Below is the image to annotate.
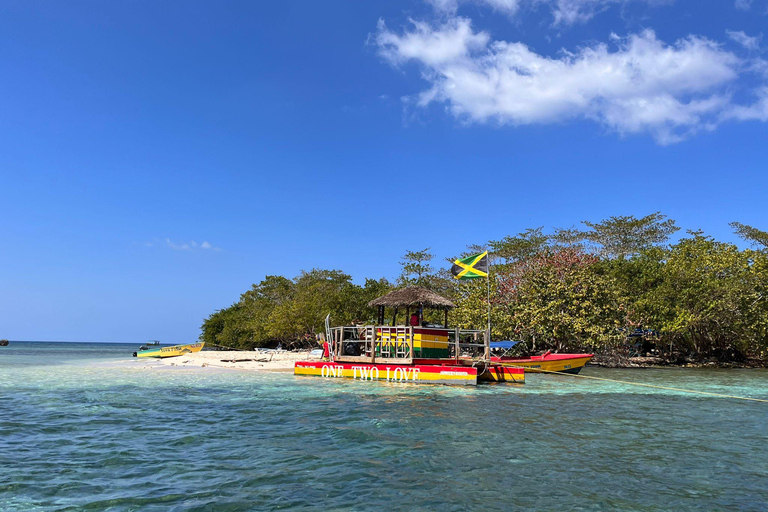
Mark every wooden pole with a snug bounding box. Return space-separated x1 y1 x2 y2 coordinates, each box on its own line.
454 326 460 362
370 325 376 364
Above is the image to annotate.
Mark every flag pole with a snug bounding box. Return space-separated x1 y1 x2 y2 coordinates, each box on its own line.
486 258 491 359
487 270 491 336
450 251 491 358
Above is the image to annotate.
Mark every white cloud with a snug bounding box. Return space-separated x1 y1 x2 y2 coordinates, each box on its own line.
548 0 622 25
164 239 221 251
726 30 762 51
734 0 752 10
429 0 672 25
722 87 768 121
165 239 190 250
375 18 765 144
376 18 489 66
428 0 522 15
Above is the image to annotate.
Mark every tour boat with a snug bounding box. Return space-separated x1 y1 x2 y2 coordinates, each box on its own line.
294 286 525 386
492 352 593 374
133 342 205 358
485 341 593 373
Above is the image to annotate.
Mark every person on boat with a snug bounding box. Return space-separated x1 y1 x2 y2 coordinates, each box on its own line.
322 340 330 360
410 310 420 327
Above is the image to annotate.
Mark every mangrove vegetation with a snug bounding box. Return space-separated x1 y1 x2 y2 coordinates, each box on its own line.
200 213 768 364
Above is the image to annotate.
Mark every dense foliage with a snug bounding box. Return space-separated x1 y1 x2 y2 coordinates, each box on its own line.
200 270 391 349
200 214 768 362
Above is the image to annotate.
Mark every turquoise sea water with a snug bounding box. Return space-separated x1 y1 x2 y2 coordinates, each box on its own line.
1 342 768 511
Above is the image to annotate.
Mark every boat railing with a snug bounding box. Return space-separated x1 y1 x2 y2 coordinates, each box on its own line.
452 329 490 359
329 325 490 364
329 325 413 364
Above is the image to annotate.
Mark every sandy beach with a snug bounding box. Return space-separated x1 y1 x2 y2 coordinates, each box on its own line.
153 349 319 371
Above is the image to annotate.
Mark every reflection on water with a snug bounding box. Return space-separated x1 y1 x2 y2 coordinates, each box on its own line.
1 342 767 511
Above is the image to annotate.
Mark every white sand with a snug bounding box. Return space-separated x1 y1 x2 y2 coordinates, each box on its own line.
154 350 319 371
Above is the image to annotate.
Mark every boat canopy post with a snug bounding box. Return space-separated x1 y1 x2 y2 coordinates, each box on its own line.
454 326 460 362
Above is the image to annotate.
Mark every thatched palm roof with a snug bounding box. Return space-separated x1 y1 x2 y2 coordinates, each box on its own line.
368 286 455 309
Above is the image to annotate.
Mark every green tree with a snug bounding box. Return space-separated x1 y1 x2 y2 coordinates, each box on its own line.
489 227 549 264
200 270 394 350
240 275 295 345
648 232 768 359
495 248 627 352
200 303 254 349
596 246 667 331
583 212 679 259
268 269 356 345
551 226 587 251
398 248 435 287
347 278 394 321
449 277 513 339
730 221 768 250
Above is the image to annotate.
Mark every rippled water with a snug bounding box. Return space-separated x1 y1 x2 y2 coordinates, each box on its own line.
2 342 768 511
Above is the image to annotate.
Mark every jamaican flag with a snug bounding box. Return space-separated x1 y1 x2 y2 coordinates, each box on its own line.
451 251 489 280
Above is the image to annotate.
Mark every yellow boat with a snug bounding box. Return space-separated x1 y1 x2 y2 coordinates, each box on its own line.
492 351 593 374
133 342 205 358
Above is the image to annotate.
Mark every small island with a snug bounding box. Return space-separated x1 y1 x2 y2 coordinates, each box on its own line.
199 213 768 369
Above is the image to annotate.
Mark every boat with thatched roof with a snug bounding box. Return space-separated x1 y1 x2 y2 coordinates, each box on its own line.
294 286 525 385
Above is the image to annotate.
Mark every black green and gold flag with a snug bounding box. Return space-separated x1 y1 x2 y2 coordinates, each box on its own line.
451 251 489 280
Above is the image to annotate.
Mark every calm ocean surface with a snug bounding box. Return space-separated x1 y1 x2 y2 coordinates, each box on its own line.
1 342 767 511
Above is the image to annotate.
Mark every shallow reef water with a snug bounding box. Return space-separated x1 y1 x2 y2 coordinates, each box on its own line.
1 342 767 511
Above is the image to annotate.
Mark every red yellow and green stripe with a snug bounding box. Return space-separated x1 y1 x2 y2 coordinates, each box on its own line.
295 361 478 385
295 361 526 385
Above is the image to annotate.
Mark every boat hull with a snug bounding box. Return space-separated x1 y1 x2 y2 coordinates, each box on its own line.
412 359 527 384
491 354 593 374
478 365 527 383
295 361 478 385
294 361 525 386
136 342 205 358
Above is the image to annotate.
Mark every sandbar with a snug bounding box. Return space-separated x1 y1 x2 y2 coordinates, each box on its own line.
153 349 318 371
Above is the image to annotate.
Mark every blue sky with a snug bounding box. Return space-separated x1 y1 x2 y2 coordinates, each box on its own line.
1 0 767 342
